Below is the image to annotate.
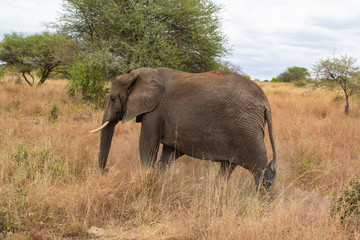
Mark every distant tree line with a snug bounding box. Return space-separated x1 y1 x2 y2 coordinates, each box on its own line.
0 1 359 114
0 0 231 100
272 55 360 115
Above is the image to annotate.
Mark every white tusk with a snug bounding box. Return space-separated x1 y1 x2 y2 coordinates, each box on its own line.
90 121 110 133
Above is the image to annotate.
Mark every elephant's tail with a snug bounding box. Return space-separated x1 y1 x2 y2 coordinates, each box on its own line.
265 107 276 173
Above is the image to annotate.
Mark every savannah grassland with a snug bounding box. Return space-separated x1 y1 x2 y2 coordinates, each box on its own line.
0 76 360 240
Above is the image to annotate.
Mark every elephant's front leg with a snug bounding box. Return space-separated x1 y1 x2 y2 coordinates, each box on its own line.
138 116 162 169
158 145 183 171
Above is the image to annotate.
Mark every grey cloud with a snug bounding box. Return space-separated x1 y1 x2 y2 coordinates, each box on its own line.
0 0 61 37
310 15 360 31
216 0 360 80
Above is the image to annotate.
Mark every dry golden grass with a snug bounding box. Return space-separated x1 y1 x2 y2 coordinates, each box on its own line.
0 78 359 239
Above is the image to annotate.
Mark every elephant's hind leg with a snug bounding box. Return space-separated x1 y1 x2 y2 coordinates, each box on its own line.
216 161 236 182
250 160 274 194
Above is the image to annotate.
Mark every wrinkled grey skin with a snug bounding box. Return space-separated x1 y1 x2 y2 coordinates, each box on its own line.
96 68 276 190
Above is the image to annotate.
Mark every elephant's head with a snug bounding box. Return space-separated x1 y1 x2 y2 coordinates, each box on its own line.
91 68 165 171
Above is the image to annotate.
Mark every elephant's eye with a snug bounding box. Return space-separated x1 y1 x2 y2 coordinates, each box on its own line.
110 96 115 101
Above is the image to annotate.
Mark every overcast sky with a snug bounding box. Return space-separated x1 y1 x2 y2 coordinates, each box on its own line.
1 0 360 80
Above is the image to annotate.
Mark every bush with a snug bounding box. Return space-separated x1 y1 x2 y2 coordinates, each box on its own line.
332 175 360 223
295 79 307 87
68 58 109 105
0 66 5 79
48 103 60 122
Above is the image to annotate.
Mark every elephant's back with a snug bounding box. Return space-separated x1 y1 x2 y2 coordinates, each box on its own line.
163 70 269 112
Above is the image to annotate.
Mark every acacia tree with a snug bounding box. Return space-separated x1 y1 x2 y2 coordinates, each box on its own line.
0 33 34 85
55 0 229 74
0 32 79 86
313 54 360 115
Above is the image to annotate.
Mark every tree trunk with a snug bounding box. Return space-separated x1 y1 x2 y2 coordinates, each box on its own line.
38 70 49 86
345 94 349 115
38 65 57 86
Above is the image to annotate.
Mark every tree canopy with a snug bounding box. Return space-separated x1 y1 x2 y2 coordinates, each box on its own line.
313 54 360 115
0 32 79 86
56 0 229 74
277 66 311 84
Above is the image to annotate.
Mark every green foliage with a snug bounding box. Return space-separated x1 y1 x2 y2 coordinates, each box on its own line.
332 175 360 223
0 32 79 86
271 77 279 82
277 66 311 84
0 65 5 78
56 0 229 74
0 33 33 77
294 151 321 172
68 56 109 105
313 55 360 92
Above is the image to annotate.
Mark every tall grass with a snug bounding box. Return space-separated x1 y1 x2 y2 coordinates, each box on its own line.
0 79 359 239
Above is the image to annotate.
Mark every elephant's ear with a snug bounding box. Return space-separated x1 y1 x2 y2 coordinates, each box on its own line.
122 68 165 123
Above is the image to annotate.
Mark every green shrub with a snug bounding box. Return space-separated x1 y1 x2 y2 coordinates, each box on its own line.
295 80 307 87
9 144 28 164
332 175 360 223
333 95 344 102
48 103 60 122
68 58 109 105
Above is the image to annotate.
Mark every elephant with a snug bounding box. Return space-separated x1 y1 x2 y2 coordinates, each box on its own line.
91 67 276 190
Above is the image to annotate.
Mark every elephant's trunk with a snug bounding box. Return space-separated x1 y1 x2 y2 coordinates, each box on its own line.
98 121 117 171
